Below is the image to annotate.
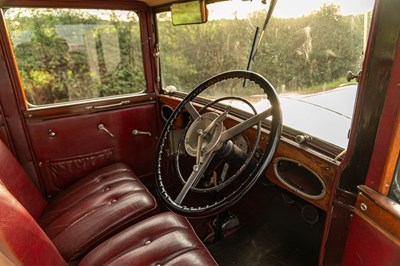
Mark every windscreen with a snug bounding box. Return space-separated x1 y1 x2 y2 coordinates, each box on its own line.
157 0 375 148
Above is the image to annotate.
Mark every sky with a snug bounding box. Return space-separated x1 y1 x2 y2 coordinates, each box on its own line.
274 0 374 18
208 0 375 20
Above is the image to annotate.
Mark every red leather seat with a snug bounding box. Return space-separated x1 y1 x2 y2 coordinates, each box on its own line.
38 163 158 260
0 139 157 261
0 185 218 266
80 212 218 265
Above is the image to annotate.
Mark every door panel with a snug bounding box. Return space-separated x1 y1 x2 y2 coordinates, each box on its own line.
342 185 400 265
26 103 160 194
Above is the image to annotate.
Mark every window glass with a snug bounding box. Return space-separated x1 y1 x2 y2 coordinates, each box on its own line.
157 0 375 148
5 8 145 106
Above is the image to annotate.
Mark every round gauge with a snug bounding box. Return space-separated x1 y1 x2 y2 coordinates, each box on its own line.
233 135 249 154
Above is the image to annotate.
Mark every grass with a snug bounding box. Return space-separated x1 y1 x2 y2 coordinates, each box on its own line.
284 77 357 95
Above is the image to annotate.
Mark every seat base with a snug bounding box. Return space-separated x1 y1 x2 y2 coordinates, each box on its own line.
80 212 218 266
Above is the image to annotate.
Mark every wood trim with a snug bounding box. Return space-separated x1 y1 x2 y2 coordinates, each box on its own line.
355 189 400 246
0 9 27 111
139 10 157 94
358 185 400 221
378 106 400 194
266 140 338 211
24 93 156 121
1 0 149 11
356 185 400 241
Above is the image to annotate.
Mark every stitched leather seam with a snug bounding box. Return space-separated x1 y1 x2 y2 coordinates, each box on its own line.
53 175 136 204
103 226 192 265
45 179 143 218
51 189 148 237
94 168 133 182
63 190 156 259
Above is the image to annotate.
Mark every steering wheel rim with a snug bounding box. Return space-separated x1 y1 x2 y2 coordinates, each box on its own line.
155 70 282 217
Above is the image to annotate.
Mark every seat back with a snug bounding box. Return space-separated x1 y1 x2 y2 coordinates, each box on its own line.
0 139 46 219
0 185 66 266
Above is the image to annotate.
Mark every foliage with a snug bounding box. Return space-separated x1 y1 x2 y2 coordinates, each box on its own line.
6 8 145 105
5 5 371 105
159 4 370 95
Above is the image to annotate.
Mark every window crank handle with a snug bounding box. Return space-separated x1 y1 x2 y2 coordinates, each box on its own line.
98 123 115 138
132 129 151 137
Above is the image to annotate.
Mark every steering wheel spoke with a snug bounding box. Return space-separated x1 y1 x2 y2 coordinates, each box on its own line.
185 102 201 119
221 107 273 142
175 152 215 204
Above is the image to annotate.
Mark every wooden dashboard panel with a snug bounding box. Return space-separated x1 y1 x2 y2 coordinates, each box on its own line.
266 139 338 211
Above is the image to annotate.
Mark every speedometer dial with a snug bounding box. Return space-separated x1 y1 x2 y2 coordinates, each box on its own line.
233 135 249 154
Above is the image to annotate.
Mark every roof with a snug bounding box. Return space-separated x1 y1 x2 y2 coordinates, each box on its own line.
1 0 183 8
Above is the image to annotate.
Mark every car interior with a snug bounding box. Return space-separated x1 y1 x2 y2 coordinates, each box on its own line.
0 0 399 265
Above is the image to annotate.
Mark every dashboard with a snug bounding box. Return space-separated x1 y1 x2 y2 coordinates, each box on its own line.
159 95 339 211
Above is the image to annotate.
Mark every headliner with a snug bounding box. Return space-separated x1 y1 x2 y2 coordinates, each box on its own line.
0 0 204 8
141 0 175 7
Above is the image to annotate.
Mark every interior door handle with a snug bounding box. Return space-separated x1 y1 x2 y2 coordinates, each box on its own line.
132 129 151 137
98 123 115 138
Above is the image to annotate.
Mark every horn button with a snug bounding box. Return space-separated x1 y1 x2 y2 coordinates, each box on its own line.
184 112 224 157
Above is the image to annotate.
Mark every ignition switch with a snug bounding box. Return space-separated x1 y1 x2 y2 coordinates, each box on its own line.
295 134 313 144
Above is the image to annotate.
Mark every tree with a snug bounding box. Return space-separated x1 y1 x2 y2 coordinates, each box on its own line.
6 8 145 105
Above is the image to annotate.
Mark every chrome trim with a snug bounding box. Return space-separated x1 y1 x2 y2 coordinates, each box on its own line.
132 129 151 136
273 157 326 200
98 123 115 138
86 100 130 110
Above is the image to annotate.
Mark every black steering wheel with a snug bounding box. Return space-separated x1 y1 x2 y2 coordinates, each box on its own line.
155 70 282 217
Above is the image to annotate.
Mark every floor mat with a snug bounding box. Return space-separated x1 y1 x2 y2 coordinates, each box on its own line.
208 194 323 266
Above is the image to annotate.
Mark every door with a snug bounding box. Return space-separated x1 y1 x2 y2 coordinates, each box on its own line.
341 36 400 265
0 2 160 195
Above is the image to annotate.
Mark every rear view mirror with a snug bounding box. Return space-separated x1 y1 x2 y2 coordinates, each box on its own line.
171 0 207 26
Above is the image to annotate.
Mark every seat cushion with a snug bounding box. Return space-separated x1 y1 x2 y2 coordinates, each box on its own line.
79 212 218 266
38 163 157 261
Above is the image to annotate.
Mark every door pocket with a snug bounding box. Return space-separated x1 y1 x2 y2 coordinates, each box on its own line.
45 147 114 193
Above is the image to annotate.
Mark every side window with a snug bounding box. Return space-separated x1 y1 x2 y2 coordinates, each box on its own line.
389 154 400 204
5 8 145 107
